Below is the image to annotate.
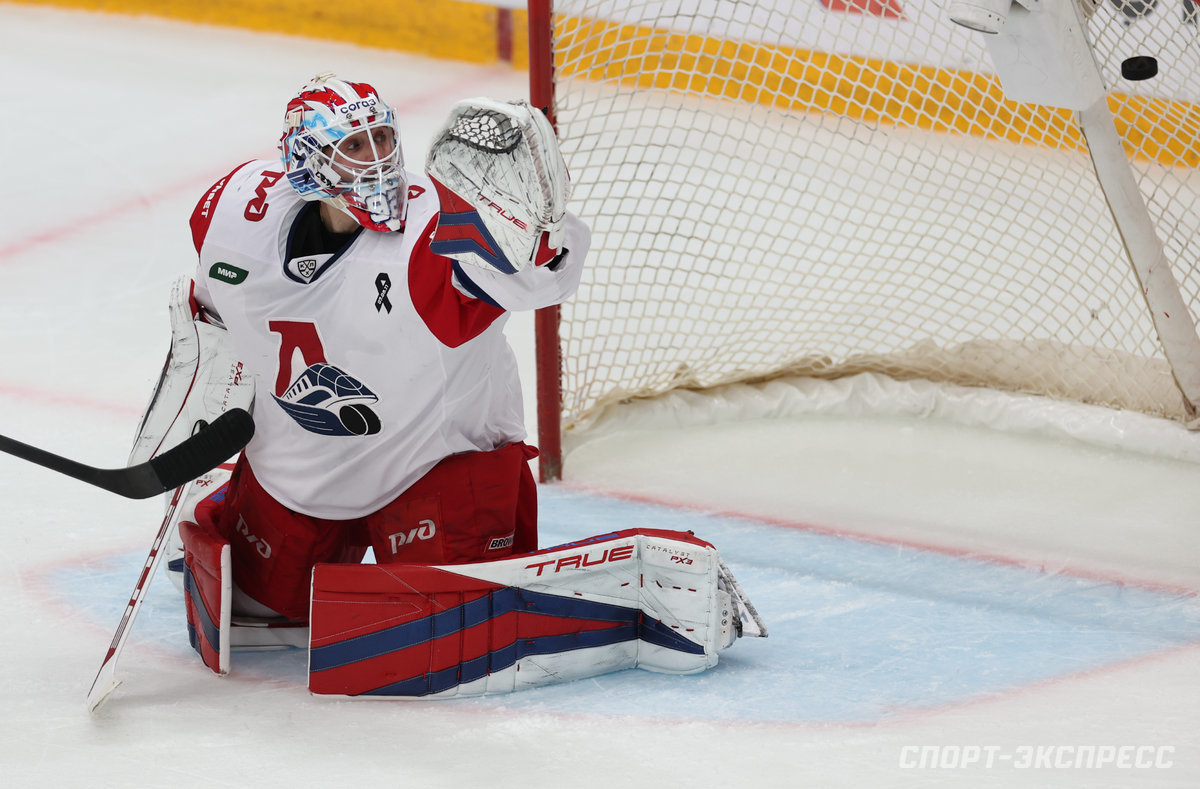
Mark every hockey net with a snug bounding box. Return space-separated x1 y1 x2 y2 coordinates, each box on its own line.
530 0 1200 474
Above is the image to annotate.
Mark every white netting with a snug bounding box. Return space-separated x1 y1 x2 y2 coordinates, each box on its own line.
545 0 1200 436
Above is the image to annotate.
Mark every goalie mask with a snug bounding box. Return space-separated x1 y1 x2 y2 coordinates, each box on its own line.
280 73 408 232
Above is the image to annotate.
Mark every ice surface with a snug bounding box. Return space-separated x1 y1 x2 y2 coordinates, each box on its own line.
1 6 1198 788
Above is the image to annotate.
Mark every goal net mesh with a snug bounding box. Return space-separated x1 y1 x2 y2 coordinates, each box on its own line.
545 0 1200 434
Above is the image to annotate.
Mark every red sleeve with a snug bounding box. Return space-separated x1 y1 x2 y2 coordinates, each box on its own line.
408 215 505 348
189 162 254 254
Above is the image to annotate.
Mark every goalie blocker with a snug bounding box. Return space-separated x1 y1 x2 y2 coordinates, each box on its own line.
180 496 766 695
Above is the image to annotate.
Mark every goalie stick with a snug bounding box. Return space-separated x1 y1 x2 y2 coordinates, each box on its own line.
80 411 253 713
0 408 253 499
87 480 193 714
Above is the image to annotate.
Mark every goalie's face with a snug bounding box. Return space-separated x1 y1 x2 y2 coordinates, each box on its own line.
326 127 398 183
280 73 409 232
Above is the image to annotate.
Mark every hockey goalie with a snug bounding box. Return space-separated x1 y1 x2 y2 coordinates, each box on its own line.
132 74 766 699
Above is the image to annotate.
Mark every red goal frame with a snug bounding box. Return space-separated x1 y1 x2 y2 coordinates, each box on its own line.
528 0 564 482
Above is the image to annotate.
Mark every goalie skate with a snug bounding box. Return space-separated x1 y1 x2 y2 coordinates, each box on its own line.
719 558 768 639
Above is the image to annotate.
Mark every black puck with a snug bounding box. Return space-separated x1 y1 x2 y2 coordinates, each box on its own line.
1121 56 1158 81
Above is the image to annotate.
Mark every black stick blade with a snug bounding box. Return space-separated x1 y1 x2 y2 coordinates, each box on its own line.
0 408 254 499
146 408 254 493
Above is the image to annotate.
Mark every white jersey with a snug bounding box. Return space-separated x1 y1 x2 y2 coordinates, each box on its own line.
188 160 588 518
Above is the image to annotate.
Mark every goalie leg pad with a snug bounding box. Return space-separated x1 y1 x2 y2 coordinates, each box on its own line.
179 502 232 676
164 463 234 593
308 529 761 698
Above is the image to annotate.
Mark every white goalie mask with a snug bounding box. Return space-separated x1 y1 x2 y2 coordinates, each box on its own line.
279 73 408 232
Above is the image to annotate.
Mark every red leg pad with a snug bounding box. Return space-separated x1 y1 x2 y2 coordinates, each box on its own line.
180 507 231 676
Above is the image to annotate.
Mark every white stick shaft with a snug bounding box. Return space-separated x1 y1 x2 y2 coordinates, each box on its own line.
86 482 190 714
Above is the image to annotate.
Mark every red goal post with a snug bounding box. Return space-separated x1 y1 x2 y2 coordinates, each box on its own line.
528 0 1200 481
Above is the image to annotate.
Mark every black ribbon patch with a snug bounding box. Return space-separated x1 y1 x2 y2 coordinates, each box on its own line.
375 273 392 313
